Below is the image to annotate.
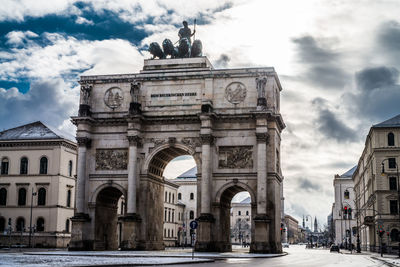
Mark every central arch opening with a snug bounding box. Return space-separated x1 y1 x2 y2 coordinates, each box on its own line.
159 151 198 249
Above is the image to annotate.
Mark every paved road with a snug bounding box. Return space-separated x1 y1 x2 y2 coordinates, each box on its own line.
174 245 383 267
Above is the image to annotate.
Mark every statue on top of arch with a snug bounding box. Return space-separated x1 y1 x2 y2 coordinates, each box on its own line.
149 20 203 59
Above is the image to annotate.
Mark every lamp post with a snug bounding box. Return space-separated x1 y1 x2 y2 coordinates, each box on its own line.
306 215 313 248
381 159 400 258
28 188 37 248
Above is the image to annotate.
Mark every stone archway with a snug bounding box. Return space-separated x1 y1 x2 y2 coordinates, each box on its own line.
136 144 199 250
94 186 124 250
212 183 256 252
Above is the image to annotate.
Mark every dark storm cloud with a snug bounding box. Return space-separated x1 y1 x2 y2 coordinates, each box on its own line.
355 66 399 91
378 20 400 62
214 54 230 68
292 35 350 89
298 178 321 192
344 66 400 121
312 98 357 142
0 79 77 131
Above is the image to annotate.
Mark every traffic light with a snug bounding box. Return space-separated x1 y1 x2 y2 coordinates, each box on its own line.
377 230 385 237
280 223 283 235
344 206 348 214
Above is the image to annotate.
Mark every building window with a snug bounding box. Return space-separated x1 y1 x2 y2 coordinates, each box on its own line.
168 210 171 222
172 229 174 237
18 188 27 206
388 133 395 146
0 217 5 232
16 217 25 232
390 200 398 215
165 191 167 202
178 193 182 200
169 192 171 203
172 194 174 203
1 158 9 175
246 210 249 216
39 157 48 174
344 191 350 199
20 157 28 174
238 211 241 216
389 158 396 169
0 188 7 206
389 177 397 191
168 229 170 238
189 210 194 220
390 229 399 242
68 160 73 176
164 228 166 237
172 210 175 223
67 190 71 207
36 217 45 232
65 219 70 233
164 208 167 222
190 193 194 200
38 188 46 206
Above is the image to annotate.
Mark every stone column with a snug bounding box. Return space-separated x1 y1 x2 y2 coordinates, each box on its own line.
256 132 268 215
75 137 91 215
200 134 213 214
120 135 141 250
127 136 139 214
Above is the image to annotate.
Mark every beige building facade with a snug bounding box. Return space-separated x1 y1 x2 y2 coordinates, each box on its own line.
284 215 298 244
0 121 77 248
70 57 285 253
353 115 400 253
230 197 252 245
163 180 184 247
333 166 357 247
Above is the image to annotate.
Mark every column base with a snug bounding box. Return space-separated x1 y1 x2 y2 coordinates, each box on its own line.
250 214 277 253
69 213 93 251
195 213 215 252
119 213 142 250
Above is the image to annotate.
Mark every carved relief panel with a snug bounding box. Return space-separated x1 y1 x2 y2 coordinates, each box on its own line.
95 149 128 170
104 87 124 109
218 146 253 169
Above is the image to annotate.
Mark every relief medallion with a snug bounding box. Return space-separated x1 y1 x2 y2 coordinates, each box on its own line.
225 82 247 104
104 87 124 109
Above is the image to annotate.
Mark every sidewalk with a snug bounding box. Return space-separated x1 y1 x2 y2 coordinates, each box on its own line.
339 249 400 266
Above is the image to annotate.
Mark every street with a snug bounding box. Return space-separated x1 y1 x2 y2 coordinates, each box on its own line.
173 245 392 267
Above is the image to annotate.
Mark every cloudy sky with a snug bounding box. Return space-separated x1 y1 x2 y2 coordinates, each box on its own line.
1 0 400 228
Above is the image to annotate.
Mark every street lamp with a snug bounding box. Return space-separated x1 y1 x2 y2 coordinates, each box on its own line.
381 158 400 258
29 188 37 248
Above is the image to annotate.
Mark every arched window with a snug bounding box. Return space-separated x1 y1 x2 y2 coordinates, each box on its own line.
246 210 249 216
189 210 194 219
18 188 27 206
190 193 194 200
68 160 73 176
390 229 399 242
38 188 46 206
36 217 45 232
65 219 70 233
16 217 25 232
388 132 395 146
1 158 9 175
39 157 48 174
20 157 28 174
0 217 5 232
178 193 182 200
0 188 7 206
67 190 71 207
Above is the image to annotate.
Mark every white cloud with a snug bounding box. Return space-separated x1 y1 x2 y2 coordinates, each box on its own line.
75 16 94 25
5 30 38 46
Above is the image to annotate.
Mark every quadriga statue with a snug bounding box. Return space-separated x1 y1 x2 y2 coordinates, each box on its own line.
162 39 178 59
191 40 202 57
149 42 165 59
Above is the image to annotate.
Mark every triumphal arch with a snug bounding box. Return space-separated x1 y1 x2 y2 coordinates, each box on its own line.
69 56 285 253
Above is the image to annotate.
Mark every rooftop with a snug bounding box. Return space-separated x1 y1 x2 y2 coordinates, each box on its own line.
0 121 75 142
373 114 400 128
176 166 197 179
340 165 357 178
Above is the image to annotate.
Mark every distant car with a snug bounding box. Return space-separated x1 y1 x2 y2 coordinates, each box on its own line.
282 243 289 248
330 244 340 252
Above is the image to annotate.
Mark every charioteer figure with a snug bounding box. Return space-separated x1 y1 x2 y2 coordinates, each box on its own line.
178 20 196 44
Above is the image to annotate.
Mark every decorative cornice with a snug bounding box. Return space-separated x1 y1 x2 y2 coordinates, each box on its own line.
256 132 269 143
0 140 77 151
76 137 91 148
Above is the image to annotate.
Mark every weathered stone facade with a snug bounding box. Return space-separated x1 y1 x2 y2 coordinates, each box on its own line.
70 57 285 253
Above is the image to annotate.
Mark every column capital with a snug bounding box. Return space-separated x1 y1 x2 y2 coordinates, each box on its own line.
76 137 91 148
200 134 214 145
127 135 141 146
256 132 269 143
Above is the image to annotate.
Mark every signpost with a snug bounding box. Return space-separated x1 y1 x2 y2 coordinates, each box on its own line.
190 220 198 259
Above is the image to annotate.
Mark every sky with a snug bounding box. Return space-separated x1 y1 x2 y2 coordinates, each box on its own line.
1 0 400 228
